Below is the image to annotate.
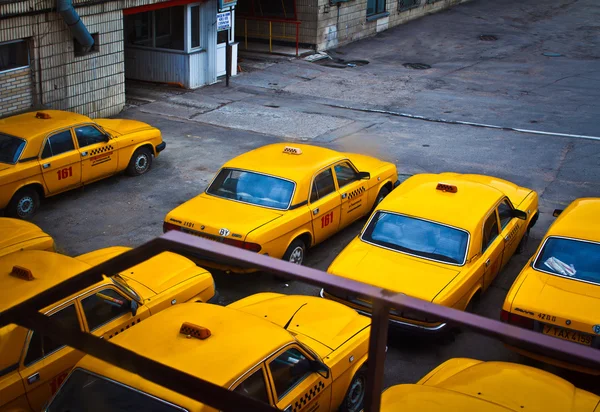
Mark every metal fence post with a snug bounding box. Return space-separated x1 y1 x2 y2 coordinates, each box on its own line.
269 21 272 52
364 300 390 412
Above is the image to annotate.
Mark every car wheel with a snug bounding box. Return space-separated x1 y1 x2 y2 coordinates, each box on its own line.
371 186 390 213
6 188 40 220
516 228 530 254
340 365 367 412
126 147 153 176
283 239 305 265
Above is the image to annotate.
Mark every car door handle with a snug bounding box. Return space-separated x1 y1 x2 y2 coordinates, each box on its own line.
313 208 319 215
27 372 40 385
485 258 491 267
81 151 88 156
341 193 347 199
42 163 51 169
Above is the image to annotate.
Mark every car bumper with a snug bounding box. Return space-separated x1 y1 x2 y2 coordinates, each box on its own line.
320 288 448 335
156 142 166 154
506 344 600 375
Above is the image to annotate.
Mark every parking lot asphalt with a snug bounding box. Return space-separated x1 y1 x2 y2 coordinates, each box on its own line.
30 0 600 396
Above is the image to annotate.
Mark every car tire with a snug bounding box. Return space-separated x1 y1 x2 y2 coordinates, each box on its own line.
340 365 367 412
283 238 306 265
370 186 390 213
6 187 40 220
126 147 153 176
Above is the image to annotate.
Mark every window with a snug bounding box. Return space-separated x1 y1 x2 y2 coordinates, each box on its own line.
367 0 385 16
269 348 312 400
311 169 336 202
534 237 600 285
81 288 130 332
398 0 419 11
498 200 513 230
482 212 499 252
41 130 75 159
125 7 184 51
233 368 270 404
125 12 153 46
75 126 108 148
24 304 79 366
0 134 25 164
191 5 200 48
334 162 358 188
0 40 28 72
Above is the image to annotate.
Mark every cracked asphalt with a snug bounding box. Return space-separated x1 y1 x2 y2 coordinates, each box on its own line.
30 0 600 396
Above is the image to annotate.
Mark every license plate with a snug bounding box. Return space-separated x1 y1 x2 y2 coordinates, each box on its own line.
542 325 592 346
180 228 221 241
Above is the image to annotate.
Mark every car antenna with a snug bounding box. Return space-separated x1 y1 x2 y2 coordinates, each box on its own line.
283 303 308 330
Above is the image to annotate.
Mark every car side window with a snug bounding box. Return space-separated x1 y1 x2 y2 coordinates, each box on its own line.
24 304 79 366
81 288 130 332
482 212 500 252
233 367 270 404
310 169 336 203
269 348 312 400
75 126 108 148
41 131 75 159
334 162 358 188
497 199 513 230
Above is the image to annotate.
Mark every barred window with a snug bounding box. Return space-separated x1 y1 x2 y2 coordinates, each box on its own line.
399 0 419 12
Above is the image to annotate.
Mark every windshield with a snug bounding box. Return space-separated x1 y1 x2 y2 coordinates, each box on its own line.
47 369 185 412
206 168 295 210
0 134 26 164
534 237 600 285
361 212 469 265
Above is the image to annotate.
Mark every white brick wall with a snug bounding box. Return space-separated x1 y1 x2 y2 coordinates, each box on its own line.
0 67 34 116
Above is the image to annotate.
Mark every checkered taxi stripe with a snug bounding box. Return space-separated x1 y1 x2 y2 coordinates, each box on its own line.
507 223 520 241
292 381 325 412
347 186 366 200
90 145 114 156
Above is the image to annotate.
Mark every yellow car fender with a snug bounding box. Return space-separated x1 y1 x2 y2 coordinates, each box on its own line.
117 142 156 171
330 351 368 409
285 229 314 250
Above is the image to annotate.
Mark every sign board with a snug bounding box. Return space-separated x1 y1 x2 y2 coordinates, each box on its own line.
216 11 231 31
218 0 236 11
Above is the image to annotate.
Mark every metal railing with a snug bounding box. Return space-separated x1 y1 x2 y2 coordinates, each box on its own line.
2 231 599 411
239 17 301 57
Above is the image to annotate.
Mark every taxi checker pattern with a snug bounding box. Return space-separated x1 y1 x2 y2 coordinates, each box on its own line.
347 186 366 200
89 144 114 156
292 381 326 412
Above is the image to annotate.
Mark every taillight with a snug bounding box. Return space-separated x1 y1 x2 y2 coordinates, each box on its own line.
222 238 262 253
500 310 534 329
163 222 181 233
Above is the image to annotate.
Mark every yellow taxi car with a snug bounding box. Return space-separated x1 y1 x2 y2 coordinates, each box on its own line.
0 218 55 257
0 110 165 219
163 143 398 267
380 358 600 411
45 293 371 412
501 198 600 375
0 247 215 412
322 173 538 333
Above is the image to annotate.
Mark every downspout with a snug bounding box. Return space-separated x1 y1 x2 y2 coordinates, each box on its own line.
56 0 94 52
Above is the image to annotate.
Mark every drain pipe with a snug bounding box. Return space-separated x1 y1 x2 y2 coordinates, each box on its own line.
56 0 94 52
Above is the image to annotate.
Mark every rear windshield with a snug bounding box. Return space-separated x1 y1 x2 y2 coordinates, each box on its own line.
207 168 295 210
0 134 25 164
534 237 600 285
361 212 469 265
46 369 184 412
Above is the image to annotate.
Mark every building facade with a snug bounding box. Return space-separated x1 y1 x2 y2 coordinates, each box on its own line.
0 0 238 118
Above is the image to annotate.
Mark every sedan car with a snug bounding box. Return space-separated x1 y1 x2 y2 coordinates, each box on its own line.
501 197 600 375
380 358 600 411
0 247 215 412
46 293 371 412
322 173 538 333
0 110 165 219
163 143 397 268
0 217 55 257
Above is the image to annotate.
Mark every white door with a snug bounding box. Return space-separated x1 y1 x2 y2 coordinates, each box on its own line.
217 30 227 76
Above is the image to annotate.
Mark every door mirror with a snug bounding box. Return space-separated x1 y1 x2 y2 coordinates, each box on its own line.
131 300 138 317
309 359 330 379
357 171 370 180
511 209 527 220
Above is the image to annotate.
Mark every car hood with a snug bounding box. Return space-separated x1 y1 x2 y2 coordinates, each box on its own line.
0 218 51 256
95 119 154 136
328 238 460 302
229 293 370 355
165 193 283 240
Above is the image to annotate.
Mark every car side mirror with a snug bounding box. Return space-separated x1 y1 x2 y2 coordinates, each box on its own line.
131 300 138 317
357 171 370 180
309 359 330 379
512 209 527 220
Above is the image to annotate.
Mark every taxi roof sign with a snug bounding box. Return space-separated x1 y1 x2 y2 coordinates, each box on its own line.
10 265 34 281
35 112 51 119
436 183 458 193
180 322 211 340
282 146 303 155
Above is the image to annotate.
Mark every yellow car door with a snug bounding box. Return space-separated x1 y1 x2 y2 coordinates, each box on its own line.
267 347 332 412
497 199 522 268
18 302 83 412
481 210 505 291
309 167 342 244
39 130 82 194
333 161 370 229
74 125 118 183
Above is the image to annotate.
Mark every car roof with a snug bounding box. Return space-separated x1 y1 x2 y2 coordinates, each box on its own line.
378 173 504 234
548 198 600 242
0 110 92 140
223 143 345 183
0 250 91 313
77 302 295 388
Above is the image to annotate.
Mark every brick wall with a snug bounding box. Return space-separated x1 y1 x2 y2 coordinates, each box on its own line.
0 67 34 117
